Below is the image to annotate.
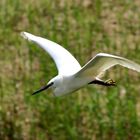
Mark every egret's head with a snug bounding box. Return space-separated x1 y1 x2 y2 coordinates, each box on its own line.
32 76 62 96
32 81 54 95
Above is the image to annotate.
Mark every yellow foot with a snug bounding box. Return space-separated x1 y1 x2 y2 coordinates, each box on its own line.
105 79 116 86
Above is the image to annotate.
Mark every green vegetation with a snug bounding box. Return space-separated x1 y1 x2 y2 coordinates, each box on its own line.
1 0 140 139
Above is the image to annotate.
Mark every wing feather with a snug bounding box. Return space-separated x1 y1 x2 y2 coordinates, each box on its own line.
74 53 140 80
21 32 81 75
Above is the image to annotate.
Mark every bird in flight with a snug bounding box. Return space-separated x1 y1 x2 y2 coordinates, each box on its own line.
21 32 140 96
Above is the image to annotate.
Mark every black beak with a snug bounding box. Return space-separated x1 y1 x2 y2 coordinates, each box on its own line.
32 82 53 95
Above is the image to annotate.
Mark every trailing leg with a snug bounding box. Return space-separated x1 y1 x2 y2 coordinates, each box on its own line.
88 79 116 86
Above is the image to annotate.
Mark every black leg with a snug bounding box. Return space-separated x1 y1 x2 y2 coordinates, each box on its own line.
88 79 116 86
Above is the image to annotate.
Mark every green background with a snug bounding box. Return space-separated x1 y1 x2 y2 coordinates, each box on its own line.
0 0 140 140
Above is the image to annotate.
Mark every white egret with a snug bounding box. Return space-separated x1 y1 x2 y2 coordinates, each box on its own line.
21 32 140 96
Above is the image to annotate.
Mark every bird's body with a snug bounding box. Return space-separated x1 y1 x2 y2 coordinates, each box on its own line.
21 32 140 96
49 74 92 96
46 75 80 96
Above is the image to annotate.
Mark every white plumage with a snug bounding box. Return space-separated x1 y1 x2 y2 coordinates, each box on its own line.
21 32 140 96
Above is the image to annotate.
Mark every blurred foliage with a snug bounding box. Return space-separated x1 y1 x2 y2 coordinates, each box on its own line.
0 0 140 140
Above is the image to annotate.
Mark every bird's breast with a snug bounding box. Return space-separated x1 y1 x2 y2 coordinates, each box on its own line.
53 76 89 96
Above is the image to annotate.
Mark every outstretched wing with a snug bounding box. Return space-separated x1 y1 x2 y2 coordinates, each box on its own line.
74 53 140 80
21 32 81 75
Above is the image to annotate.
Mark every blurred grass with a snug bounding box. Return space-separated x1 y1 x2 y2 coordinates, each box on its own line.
0 0 140 140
